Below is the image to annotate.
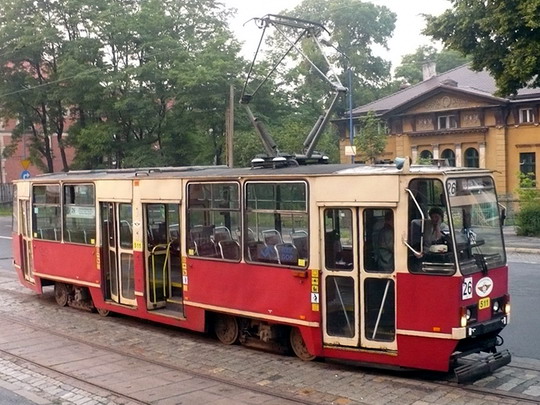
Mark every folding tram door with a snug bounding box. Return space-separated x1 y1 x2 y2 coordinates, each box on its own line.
100 202 136 306
144 203 183 314
19 199 34 283
321 206 396 351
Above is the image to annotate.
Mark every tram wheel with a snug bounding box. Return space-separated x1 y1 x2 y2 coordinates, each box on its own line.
214 314 239 345
96 308 110 317
290 327 315 361
54 282 69 307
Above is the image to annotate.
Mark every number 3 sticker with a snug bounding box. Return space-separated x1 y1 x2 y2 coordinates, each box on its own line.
462 277 473 300
447 179 457 197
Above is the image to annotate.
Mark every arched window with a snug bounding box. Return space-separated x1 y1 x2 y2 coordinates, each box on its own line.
419 150 433 161
441 149 456 167
465 147 479 168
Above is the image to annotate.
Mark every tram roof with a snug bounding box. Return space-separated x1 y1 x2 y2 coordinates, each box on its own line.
21 163 492 182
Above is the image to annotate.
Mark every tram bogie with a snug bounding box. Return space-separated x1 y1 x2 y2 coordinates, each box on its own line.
12 163 511 378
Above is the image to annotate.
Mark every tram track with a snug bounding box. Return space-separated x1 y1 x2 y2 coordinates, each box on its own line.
0 310 326 405
0 284 539 404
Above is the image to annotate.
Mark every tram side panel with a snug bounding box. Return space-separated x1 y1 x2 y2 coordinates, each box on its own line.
32 241 99 285
396 273 461 371
186 259 318 333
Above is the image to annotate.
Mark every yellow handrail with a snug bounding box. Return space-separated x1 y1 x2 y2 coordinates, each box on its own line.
150 243 171 303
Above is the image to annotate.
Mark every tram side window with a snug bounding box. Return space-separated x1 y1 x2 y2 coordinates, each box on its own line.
63 184 96 245
32 185 61 241
245 182 308 267
187 182 240 261
407 179 455 275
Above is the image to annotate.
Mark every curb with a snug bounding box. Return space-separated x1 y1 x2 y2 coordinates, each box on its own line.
506 247 540 255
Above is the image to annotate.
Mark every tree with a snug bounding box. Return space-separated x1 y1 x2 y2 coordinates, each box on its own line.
0 0 244 172
280 0 397 108
394 46 470 85
424 0 540 96
354 111 387 164
237 0 396 161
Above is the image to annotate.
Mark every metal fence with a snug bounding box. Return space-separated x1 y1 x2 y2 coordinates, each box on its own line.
0 184 13 204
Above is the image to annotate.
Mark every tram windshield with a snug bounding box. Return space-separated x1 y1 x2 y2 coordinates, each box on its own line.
446 176 506 275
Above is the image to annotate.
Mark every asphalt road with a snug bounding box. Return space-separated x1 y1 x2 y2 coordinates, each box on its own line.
0 216 538 361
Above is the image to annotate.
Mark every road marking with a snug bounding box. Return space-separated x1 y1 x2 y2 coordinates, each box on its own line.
0 236 12 240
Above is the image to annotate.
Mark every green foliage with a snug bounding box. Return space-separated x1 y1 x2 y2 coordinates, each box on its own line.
354 111 387 164
394 46 471 85
424 0 540 96
269 0 396 113
516 204 540 236
515 172 540 236
0 0 244 171
517 172 539 204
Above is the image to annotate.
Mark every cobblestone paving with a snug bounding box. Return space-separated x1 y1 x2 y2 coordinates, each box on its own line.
0 352 139 405
0 270 539 405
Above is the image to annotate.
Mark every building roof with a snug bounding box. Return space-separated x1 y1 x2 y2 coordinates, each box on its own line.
352 64 540 116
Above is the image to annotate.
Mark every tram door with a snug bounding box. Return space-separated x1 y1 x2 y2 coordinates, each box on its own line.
321 207 396 350
19 199 34 283
100 202 136 306
144 203 182 311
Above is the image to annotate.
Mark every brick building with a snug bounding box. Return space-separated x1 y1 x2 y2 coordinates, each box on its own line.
0 119 74 184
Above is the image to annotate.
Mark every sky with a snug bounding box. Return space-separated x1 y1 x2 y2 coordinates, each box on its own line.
223 0 451 72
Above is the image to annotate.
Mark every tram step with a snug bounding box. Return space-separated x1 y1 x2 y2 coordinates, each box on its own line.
453 349 511 383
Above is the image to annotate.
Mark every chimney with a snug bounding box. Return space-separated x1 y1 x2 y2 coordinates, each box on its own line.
422 61 437 81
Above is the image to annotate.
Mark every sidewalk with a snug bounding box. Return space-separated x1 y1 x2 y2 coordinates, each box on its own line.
503 226 540 254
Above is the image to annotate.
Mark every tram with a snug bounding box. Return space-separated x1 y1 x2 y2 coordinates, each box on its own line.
12 160 511 379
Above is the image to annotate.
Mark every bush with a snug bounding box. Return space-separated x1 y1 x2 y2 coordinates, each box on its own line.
516 203 540 236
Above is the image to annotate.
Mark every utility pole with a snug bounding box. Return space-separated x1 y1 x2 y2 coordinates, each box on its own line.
226 84 234 167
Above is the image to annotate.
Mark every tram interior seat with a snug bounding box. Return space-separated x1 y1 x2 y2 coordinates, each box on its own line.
38 227 60 241
190 225 218 257
262 229 282 246
120 220 132 243
218 240 241 260
255 242 279 263
409 219 425 252
67 229 88 244
274 243 298 265
290 230 308 259
213 226 232 243
325 230 352 269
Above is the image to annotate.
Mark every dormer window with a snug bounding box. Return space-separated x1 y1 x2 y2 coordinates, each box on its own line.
438 115 457 129
519 108 535 123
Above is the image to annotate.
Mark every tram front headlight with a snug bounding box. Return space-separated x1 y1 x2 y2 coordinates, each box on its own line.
492 300 500 313
460 307 471 327
460 305 477 327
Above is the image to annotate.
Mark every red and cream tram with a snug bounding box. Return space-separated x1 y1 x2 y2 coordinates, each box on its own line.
12 161 511 379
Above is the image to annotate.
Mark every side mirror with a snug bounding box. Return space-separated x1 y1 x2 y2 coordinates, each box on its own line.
500 207 506 226
498 203 507 226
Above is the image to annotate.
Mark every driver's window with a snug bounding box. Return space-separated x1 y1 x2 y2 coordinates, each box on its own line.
407 179 455 275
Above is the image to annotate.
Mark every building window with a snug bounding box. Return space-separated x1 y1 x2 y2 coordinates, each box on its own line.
441 149 456 167
419 150 433 162
519 108 535 123
520 152 536 187
464 147 479 168
438 115 457 129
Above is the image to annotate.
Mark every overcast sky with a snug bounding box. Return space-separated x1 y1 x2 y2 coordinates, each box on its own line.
223 0 451 71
